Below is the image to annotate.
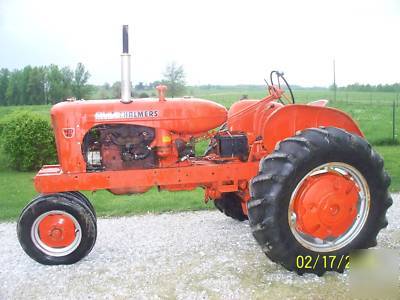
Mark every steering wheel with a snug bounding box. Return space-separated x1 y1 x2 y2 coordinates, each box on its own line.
269 71 295 104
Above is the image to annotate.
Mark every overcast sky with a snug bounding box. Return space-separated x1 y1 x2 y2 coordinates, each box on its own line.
0 0 399 87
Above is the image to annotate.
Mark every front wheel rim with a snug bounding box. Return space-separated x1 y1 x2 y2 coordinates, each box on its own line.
288 162 370 252
31 210 82 257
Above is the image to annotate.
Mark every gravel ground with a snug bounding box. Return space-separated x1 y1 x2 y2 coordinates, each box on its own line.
0 194 399 300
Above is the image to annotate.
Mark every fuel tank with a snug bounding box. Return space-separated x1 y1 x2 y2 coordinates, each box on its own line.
51 97 227 134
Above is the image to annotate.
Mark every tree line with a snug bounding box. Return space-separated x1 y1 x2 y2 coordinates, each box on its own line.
3 60 400 107
0 61 186 105
335 83 400 93
0 63 90 106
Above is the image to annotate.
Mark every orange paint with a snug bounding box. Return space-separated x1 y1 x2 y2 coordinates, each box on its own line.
38 213 76 248
35 161 260 194
51 97 227 172
35 85 364 217
261 105 363 152
293 173 359 239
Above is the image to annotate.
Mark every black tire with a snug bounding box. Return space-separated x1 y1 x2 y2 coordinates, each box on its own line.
64 191 96 218
214 192 248 221
17 193 97 265
248 127 392 275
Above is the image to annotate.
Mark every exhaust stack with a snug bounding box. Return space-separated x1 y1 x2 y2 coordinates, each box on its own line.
121 25 132 103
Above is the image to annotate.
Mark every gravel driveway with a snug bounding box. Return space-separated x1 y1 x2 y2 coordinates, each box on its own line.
1 194 399 299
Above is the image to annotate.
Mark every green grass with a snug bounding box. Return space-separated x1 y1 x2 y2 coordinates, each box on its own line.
0 104 52 120
0 170 36 220
0 88 399 221
375 146 400 191
332 102 399 145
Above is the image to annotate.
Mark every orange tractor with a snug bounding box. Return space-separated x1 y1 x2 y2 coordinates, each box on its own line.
17 26 392 275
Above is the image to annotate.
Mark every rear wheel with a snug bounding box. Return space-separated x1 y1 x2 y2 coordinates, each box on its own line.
17 193 97 265
248 127 392 275
214 192 248 221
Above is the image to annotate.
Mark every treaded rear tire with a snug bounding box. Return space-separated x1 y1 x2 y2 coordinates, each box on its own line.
214 192 248 221
248 127 392 275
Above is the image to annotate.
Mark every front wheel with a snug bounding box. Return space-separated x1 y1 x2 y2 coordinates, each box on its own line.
248 127 392 275
214 192 248 221
17 193 97 265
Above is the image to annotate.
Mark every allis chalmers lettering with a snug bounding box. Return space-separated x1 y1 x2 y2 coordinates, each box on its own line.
95 110 159 120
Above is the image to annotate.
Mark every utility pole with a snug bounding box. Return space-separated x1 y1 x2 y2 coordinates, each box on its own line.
333 59 337 102
393 100 396 143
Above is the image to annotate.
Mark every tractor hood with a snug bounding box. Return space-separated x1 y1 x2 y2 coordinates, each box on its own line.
51 97 228 134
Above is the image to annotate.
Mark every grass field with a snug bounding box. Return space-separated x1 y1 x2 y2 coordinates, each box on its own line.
193 88 400 145
0 88 399 221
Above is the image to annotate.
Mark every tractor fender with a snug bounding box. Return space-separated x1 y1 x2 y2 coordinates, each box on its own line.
261 104 364 152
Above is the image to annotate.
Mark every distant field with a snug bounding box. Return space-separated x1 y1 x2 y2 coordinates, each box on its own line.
0 88 399 221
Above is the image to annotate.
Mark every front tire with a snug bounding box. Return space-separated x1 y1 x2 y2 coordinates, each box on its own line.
248 127 392 275
17 193 97 265
214 192 248 221
65 191 96 218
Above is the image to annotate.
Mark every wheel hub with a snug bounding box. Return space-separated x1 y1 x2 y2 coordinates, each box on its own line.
293 172 359 239
38 214 76 248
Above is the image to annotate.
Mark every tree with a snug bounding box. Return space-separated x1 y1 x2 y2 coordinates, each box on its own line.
329 83 337 91
72 62 90 99
0 68 10 105
111 81 121 98
150 80 162 88
96 82 112 99
102 82 111 90
38 66 49 105
46 65 75 103
27 67 46 105
0 63 93 105
61 66 73 97
5 70 24 106
135 82 145 90
20 66 32 104
162 62 186 97
47 65 66 103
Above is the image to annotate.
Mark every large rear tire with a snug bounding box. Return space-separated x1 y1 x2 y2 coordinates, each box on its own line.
248 127 392 275
214 192 248 221
17 193 97 265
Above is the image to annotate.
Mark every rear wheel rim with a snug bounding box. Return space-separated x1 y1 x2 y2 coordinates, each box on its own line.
31 210 82 257
288 162 370 252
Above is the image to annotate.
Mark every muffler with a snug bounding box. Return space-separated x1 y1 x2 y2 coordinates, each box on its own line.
121 25 132 103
